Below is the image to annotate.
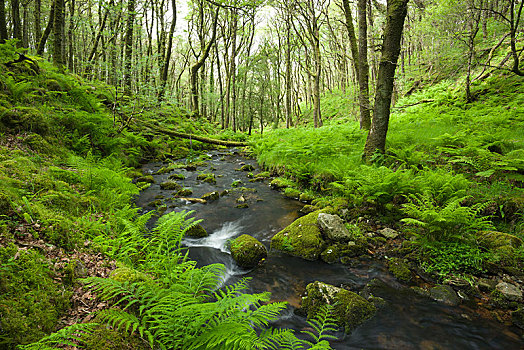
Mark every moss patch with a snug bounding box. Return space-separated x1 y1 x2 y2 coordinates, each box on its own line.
388 257 412 282
301 281 376 333
186 224 208 238
230 234 268 268
159 180 182 191
271 210 327 260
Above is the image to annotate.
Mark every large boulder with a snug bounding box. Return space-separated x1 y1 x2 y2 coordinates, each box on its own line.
271 210 326 260
301 281 376 333
230 234 267 268
317 213 351 242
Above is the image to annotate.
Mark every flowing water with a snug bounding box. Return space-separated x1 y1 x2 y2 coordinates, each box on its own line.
136 149 524 349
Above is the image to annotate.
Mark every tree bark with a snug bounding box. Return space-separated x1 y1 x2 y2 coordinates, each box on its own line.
67 0 75 71
11 0 22 43
190 6 219 116
37 0 54 55
124 0 136 95
0 0 7 43
52 0 65 66
364 0 409 160
34 0 41 47
357 0 371 129
158 0 177 102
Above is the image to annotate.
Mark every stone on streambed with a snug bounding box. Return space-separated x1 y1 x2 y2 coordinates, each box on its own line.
317 213 351 242
495 282 523 301
271 210 327 260
230 234 267 268
387 257 412 283
135 175 155 184
377 227 399 239
301 281 376 333
159 180 181 191
201 191 220 201
429 285 460 306
186 224 208 238
175 188 193 197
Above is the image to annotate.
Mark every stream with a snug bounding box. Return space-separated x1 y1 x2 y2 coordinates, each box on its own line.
136 149 524 349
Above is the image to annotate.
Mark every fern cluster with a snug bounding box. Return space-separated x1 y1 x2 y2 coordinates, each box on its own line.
401 193 494 242
20 211 337 350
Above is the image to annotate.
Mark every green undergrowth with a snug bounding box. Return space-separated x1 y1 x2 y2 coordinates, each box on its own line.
253 71 524 279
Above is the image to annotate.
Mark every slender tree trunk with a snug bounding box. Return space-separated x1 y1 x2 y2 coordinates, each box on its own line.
285 7 292 128
0 0 7 43
53 0 65 66
364 0 409 159
11 0 22 43
357 0 371 129
230 11 238 131
67 0 75 71
37 0 55 55
158 0 177 101
34 0 41 47
124 0 136 94
509 0 524 76
22 1 28 47
190 7 219 116
312 17 322 128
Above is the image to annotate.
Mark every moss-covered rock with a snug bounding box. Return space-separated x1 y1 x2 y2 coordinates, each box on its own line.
159 180 182 190
239 164 255 171
300 205 320 215
186 224 208 238
168 173 186 180
339 239 368 258
387 257 412 283
284 187 301 199
0 191 11 215
269 177 294 190
299 192 316 203
197 173 216 184
135 175 155 184
429 285 460 306
110 266 149 283
175 188 193 197
477 231 522 249
511 308 524 330
231 180 243 187
301 281 376 333
271 210 327 260
321 245 341 264
201 191 219 201
254 171 270 179
236 203 249 209
0 107 49 135
230 234 268 268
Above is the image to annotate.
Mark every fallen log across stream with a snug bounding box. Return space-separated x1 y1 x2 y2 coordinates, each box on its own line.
137 120 249 147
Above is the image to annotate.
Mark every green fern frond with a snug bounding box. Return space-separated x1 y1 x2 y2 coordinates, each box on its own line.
301 304 337 345
16 323 98 349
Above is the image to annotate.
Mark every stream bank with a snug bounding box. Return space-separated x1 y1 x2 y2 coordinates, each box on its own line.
136 149 523 349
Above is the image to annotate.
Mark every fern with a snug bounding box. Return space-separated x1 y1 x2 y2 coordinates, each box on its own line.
16 323 98 349
401 193 494 242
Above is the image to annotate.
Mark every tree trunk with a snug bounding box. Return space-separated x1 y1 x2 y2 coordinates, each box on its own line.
0 0 7 43
509 0 524 76
67 0 75 71
190 7 219 116
158 0 177 102
124 0 135 95
230 11 238 131
364 0 409 160
285 7 292 128
52 0 65 66
37 0 55 55
11 0 22 43
34 0 41 47
357 0 371 129
21 1 28 47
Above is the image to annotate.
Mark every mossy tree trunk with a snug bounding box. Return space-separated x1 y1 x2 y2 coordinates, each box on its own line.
124 0 135 95
0 0 8 43
158 0 177 102
11 0 22 43
363 0 409 160
52 0 65 66
37 0 54 56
